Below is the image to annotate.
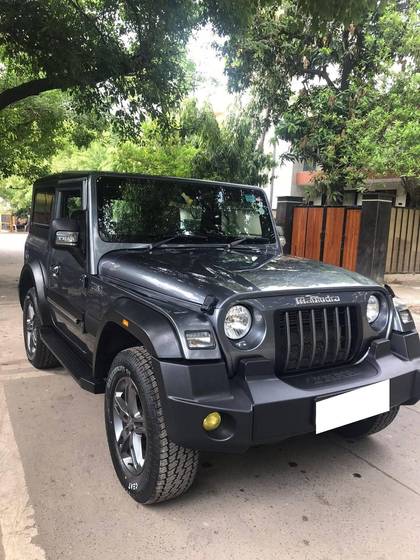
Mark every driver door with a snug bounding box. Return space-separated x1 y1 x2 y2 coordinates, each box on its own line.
47 182 90 355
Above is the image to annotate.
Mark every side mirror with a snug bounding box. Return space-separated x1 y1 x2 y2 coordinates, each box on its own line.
50 218 80 248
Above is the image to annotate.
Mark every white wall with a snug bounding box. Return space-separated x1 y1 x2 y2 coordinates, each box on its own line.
261 133 295 208
261 134 407 209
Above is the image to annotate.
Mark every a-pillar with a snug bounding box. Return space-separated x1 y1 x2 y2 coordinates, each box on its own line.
275 196 303 255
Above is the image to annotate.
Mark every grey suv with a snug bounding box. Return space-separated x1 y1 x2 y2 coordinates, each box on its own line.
19 172 420 503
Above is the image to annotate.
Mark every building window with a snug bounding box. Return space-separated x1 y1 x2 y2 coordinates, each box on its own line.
343 191 358 206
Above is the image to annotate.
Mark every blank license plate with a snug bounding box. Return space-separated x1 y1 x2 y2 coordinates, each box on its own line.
316 380 390 434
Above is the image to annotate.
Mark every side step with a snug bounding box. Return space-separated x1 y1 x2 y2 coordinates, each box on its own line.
40 326 105 394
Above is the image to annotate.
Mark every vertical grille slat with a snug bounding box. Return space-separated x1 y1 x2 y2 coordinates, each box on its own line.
332 306 341 362
284 311 291 370
296 310 304 369
321 308 329 365
343 306 352 360
277 304 357 375
308 309 316 369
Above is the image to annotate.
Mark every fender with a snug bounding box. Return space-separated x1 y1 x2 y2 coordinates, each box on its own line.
18 261 52 326
93 298 184 378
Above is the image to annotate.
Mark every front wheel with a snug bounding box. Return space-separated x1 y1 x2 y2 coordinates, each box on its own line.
104 346 199 504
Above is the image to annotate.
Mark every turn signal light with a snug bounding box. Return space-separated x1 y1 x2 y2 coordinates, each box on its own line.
185 330 215 349
202 411 221 432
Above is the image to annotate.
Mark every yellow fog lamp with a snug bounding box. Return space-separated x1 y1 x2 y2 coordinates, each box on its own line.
202 411 222 432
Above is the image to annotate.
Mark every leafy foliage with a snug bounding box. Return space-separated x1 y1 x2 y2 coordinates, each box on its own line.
347 72 420 206
52 101 270 184
0 86 65 179
222 0 419 202
2 101 269 213
182 101 272 186
348 74 420 179
0 175 32 214
112 121 199 177
297 0 386 27
0 50 109 180
0 0 264 129
0 0 399 212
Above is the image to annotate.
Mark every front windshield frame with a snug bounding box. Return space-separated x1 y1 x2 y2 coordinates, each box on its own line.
95 175 278 248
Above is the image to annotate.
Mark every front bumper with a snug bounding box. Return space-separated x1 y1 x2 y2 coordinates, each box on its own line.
154 333 420 452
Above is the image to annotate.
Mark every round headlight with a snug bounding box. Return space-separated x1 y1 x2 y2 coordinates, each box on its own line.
224 305 252 340
366 295 380 324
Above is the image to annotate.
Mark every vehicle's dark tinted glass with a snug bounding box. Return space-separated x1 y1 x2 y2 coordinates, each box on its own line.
60 189 82 218
32 188 55 225
96 177 275 244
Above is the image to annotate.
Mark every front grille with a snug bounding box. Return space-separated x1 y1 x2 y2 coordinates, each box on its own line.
276 306 359 374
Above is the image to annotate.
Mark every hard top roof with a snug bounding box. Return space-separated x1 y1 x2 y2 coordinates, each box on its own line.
34 171 259 190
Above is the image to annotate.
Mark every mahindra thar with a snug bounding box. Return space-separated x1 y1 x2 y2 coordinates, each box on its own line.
19 172 420 503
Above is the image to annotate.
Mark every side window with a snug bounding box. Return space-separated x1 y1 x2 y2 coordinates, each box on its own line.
32 188 55 225
60 189 82 218
57 186 86 258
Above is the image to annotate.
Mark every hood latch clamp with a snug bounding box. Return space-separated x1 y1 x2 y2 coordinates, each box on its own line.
201 295 218 315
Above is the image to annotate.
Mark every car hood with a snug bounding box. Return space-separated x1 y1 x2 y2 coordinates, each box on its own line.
98 248 377 306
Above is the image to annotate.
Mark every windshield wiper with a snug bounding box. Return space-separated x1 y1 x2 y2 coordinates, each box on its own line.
149 233 208 250
228 236 270 248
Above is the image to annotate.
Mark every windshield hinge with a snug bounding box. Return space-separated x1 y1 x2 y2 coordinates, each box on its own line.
201 295 218 315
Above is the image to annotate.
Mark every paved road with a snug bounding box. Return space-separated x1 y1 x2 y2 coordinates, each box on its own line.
0 233 419 560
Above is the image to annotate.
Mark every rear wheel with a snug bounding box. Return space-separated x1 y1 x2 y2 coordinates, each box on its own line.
105 346 199 504
336 406 400 439
23 288 59 369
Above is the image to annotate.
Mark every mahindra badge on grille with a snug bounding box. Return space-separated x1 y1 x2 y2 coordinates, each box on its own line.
295 295 341 305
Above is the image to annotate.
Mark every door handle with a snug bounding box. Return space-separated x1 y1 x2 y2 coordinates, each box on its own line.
51 264 61 278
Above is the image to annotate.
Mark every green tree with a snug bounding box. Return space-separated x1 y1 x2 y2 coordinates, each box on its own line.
0 58 67 179
50 119 199 178
0 50 109 179
183 101 271 186
347 73 420 206
50 100 271 186
0 0 264 127
222 0 419 202
0 90 65 179
0 175 32 214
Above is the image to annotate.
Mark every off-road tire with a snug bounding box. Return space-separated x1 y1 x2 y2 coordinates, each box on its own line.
336 406 400 439
105 346 199 504
23 288 59 369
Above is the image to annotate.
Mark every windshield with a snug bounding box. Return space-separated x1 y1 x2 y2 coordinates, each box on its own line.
96 176 276 245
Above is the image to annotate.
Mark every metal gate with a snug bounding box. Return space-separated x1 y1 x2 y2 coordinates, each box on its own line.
385 207 420 274
290 206 362 271
0 214 12 232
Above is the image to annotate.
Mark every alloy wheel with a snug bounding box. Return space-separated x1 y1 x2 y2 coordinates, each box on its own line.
25 301 38 357
113 375 147 475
